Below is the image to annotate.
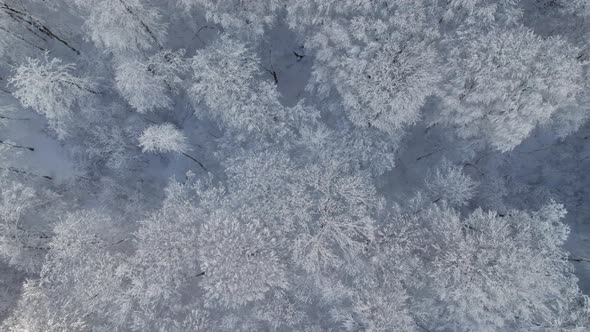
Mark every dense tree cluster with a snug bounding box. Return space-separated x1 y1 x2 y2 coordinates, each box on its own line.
0 0 589 331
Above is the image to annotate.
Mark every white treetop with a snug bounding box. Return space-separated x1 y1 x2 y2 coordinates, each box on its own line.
9 55 95 138
435 28 583 151
68 0 167 51
138 123 190 154
198 214 288 308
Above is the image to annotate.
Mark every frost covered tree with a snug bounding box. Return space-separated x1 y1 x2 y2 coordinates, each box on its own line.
428 0 523 29
1 210 128 331
434 27 584 151
9 55 96 137
115 49 188 113
138 123 189 154
332 279 415 331
288 0 440 135
1 280 87 332
75 104 144 171
296 119 401 175
252 290 307 330
0 178 50 273
123 180 207 331
115 61 170 113
224 150 380 274
1 0 590 330
37 210 126 328
66 0 166 51
138 123 207 170
223 150 306 227
425 159 478 207
190 36 288 137
121 173 289 325
291 159 379 274
198 213 288 308
403 203 589 331
177 0 282 38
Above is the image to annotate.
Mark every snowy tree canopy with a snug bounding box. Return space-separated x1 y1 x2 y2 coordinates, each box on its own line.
115 49 189 114
1 0 590 331
435 27 584 151
138 123 190 154
9 55 96 138
405 203 588 331
68 0 167 51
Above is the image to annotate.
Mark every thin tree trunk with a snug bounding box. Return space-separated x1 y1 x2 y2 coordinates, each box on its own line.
0 2 80 55
0 166 52 180
0 140 34 151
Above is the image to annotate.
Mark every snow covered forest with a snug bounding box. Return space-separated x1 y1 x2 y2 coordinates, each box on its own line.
2 0 590 330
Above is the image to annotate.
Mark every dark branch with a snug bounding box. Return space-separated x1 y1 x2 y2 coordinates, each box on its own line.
181 152 207 172
0 140 34 151
1 2 80 55
0 166 52 180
